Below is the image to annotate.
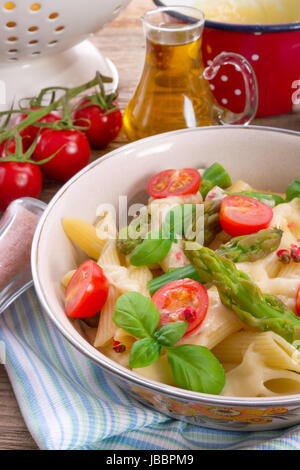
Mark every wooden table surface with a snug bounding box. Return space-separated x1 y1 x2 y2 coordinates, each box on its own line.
0 0 300 450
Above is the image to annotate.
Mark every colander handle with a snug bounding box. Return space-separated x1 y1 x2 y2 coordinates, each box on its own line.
203 51 258 126
0 198 46 314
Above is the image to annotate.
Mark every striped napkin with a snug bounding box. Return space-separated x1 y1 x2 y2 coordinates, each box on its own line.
0 287 300 450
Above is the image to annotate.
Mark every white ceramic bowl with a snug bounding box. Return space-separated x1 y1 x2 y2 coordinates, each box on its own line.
32 126 300 431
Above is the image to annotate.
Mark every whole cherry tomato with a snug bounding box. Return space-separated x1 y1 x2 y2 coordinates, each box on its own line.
220 195 273 237
152 279 209 336
73 98 122 149
0 161 42 211
0 138 18 158
33 129 91 182
147 168 201 199
14 107 61 150
65 260 109 318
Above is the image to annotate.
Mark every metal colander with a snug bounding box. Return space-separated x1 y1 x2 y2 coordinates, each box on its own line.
0 0 131 107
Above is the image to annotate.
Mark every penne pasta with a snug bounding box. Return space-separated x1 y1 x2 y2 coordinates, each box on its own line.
62 218 106 260
94 285 119 348
60 162 300 398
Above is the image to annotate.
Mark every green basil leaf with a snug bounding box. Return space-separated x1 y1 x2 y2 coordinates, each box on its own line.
130 232 172 266
166 345 225 394
129 338 161 368
154 322 188 347
113 292 160 338
286 179 300 202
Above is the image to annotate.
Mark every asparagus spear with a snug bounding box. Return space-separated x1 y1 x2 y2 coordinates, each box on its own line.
286 179 300 202
149 228 282 294
167 199 222 246
119 198 222 255
183 243 300 343
216 228 283 263
199 163 232 199
202 199 222 246
117 214 150 255
117 226 144 255
230 191 284 207
148 264 204 295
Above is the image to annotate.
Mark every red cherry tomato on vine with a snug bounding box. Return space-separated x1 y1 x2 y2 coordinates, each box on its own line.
147 169 201 199
152 279 209 336
0 161 42 211
73 99 122 149
0 138 18 158
65 260 109 318
220 195 273 237
33 129 91 182
14 107 61 150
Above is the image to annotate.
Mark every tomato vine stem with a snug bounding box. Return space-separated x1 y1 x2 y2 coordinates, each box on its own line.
0 73 113 144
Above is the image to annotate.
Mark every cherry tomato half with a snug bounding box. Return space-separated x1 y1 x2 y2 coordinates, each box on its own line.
152 279 209 336
73 99 123 149
33 129 91 182
14 108 61 150
220 195 273 237
65 260 109 318
0 161 42 211
296 286 300 317
147 169 201 199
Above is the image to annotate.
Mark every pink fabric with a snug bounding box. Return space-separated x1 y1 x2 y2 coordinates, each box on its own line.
0 206 39 291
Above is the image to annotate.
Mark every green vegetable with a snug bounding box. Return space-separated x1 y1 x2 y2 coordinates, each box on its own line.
153 322 188 347
113 292 225 394
202 199 222 246
163 200 219 246
183 243 300 343
199 163 232 199
117 226 144 255
231 191 284 207
130 232 172 266
148 264 204 296
286 179 300 202
117 214 150 255
162 204 200 241
129 338 161 368
167 345 226 394
216 228 283 263
148 228 282 295
113 292 160 338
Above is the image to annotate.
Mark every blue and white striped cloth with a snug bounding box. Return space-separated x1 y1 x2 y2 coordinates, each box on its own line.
1 287 300 450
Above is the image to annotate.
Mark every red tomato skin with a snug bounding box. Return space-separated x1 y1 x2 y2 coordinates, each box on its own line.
220 195 273 237
0 139 18 158
33 129 91 182
147 169 201 199
152 279 209 336
0 161 42 211
296 286 300 317
14 108 61 151
73 99 123 149
65 260 109 318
